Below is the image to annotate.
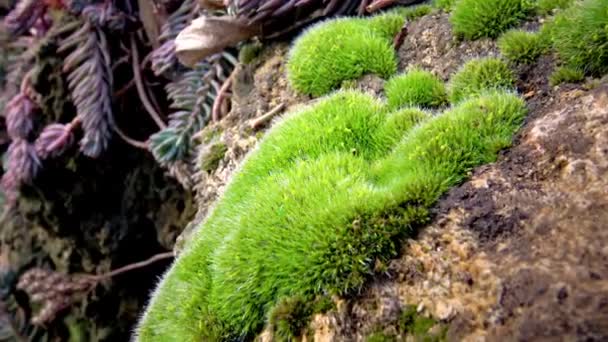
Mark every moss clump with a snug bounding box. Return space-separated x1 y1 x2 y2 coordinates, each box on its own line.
287 14 402 97
269 296 312 341
365 306 447 341
269 295 335 341
498 29 548 64
380 107 430 145
544 0 608 77
450 0 535 40
366 12 408 41
136 90 527 341
434 0 456 11
366 332 395 342
392 4 434 20
198 141 227 172
549 66 585 86
448 57 515 103
399 306 446 341
238 41 263 65
535 0 575 15
385 69 448 110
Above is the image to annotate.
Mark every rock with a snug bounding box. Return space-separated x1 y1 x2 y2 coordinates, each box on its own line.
435 301 455 321
296 11 608 342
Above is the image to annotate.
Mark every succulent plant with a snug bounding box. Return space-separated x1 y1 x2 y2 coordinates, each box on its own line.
0 0 241 207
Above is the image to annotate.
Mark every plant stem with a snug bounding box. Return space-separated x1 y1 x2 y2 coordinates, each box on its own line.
130 34 167 129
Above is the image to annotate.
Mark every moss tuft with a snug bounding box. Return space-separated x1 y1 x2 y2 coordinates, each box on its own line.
434 0 456 11
498 29 548 64
385 69 448 110
391 4 434 21
269 296 312 341
549 66 585 86
287 15 402 97
450 0 535 40
399 305 446 341
198 141 227 172
380 107 430 145
238 41 263 65
312 296 335 314
136 90 527 340
448 57 515 103
535 0 575 15
269 294 335 341
544 0 608 76
366 332 395 342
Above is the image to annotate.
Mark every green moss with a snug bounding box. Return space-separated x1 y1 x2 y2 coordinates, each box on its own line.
583 78 602 90
535 0 575 15
434 0 456 11
287 14 402 97
392 4 434 21
448 57 515 103
399 306 446 341
238 41 263 65
544 0 608 76
312 296 335 314
268 294 335 341
198 141 227 172
136 90 526 341
366 332 395 342
366 305 447 342
366 12 408 41
498 29 548 64
380 107 430 145
549 66 585 86
341 79 358 90
450 0 535 40
269 296 312 341
385 69 448 110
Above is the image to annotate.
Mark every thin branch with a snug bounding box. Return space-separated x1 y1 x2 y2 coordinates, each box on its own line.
111 54 131 71
111 122 149 150
113 79 135 98
211 68 237 122
130 34 167 129
90 252 174 281
144 79 162 115
141 50 153 69
250 103 285 130
108 110 149 150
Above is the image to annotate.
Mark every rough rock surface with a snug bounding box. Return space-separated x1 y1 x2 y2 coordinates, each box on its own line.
397 12 499 80
322 81 608 342
168 8 608 342
301 13 608 342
